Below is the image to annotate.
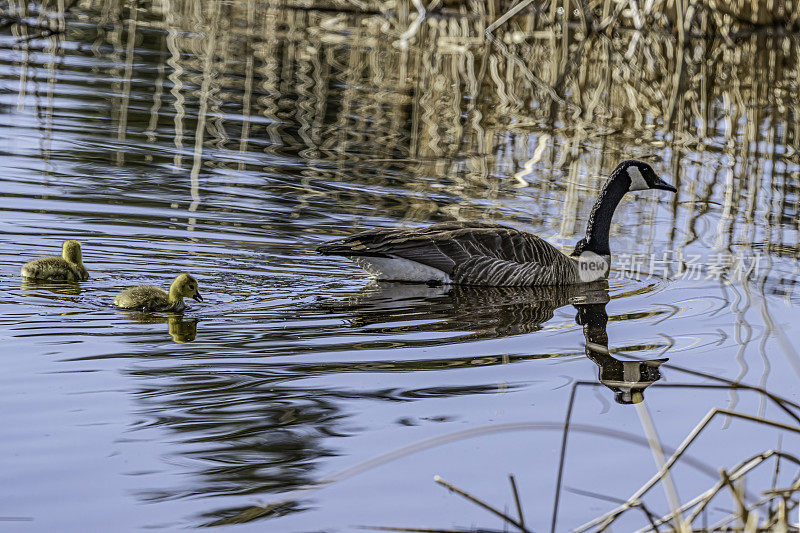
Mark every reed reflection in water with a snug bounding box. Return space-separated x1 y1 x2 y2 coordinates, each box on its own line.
0 0 799 530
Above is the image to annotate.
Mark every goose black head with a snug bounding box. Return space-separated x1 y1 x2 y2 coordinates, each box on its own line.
615 160 677 193
573 160 676 259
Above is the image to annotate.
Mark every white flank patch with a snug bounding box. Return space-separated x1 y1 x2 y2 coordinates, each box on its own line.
352 256 451 283
627 166 649 191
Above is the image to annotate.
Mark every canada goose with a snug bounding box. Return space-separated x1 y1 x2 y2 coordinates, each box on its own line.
114 273 203 312
21 239 89 281
317 160 677 286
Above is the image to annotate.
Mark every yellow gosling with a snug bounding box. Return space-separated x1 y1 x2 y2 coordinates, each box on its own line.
114 273 203 312
21 240 89 281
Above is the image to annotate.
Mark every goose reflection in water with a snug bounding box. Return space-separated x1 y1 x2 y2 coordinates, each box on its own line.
20 279 82 297
335 281 667 403
122 313 198 343
337 280 611 340
575 301 667 404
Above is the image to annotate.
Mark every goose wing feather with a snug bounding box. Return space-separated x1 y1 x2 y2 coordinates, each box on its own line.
451 255 576 285
318 222 579 285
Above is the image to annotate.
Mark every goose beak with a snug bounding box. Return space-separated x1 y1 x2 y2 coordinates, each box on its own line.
193 292 203 302
653 177 677 193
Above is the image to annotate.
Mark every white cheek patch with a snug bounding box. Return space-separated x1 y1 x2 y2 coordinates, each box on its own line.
627 166 649 191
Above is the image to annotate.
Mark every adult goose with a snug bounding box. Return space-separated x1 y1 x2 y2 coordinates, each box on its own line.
317 160 677 286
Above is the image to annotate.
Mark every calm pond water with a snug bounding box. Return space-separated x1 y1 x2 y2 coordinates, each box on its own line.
2 1 800 531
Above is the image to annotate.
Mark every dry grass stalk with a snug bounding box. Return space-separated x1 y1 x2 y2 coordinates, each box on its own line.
433 475 532 532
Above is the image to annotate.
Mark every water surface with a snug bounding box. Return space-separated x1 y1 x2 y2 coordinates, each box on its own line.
1 1 800 531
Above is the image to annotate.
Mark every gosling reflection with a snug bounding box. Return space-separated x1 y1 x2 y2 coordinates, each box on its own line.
20 279 82 297
167 315 198 343
575 303 667 404
122 313 198 343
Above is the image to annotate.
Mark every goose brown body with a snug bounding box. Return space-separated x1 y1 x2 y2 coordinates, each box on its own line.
21 240 89 281
318 161 677 286
114 273 203 312
321 222 583 285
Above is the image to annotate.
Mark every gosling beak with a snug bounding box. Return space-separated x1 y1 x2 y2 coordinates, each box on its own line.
193 292 203 303
652 177 678 193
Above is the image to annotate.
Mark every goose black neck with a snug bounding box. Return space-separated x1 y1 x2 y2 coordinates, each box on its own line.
575 170 628 256
576 303 609 347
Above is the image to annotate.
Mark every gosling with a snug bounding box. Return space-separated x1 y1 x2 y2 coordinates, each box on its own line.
114 273 203 312
21 239 90 281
